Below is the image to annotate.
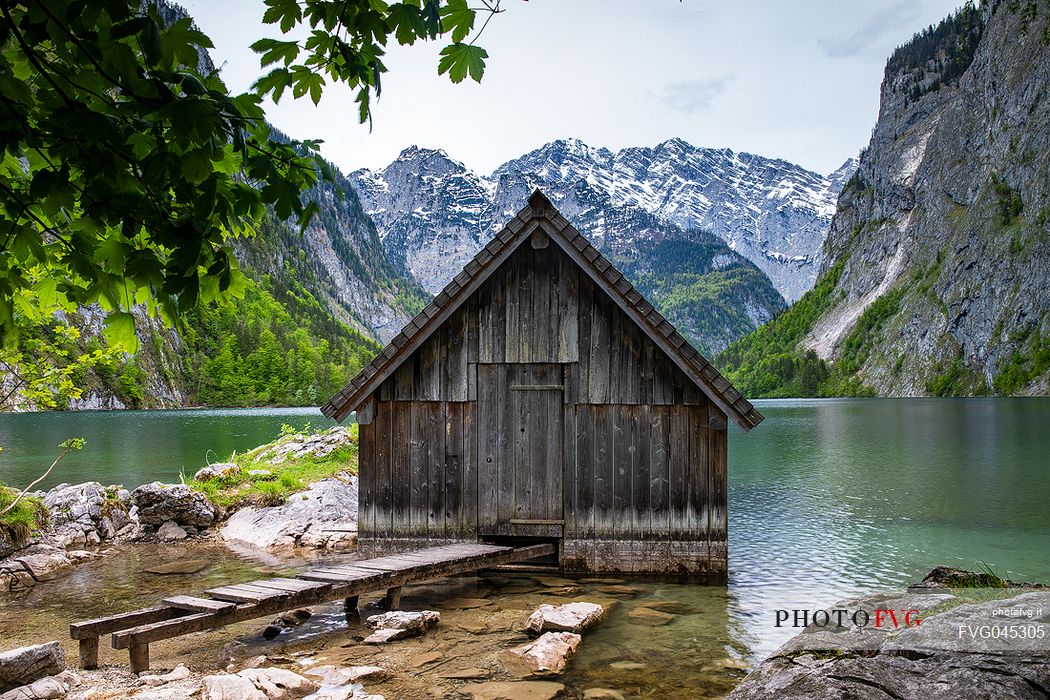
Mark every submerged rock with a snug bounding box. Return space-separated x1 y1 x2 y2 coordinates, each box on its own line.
499 632 581 677
626 606 674 627
458 680 565 700
221 477 357 551
363 610 439 643
0 643 65 693
132 483 218 528
144 559 211 576
524 602 605 635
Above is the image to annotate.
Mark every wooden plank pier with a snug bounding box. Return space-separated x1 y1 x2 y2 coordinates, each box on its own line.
70 542 553 672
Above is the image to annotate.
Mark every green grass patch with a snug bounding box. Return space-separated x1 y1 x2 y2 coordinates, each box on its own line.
0 485 50 544
187 425 359 510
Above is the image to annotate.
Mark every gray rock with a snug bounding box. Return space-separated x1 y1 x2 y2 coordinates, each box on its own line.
0 643 65 693
193 464 240 482
9 546 72 583
156 521 188 542
236 668 317 698
499 632 581 677
727 584 1050 699
524 602 605 635
247 427 354 465
44 482 134 549
303 665 385 686
0 676 67 700
201 674 266 700
220 477 357 550
363 610 439 643
0 532 18 561
132 483 218 527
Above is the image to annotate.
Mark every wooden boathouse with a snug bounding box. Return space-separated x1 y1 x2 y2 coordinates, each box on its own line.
321 191 763 577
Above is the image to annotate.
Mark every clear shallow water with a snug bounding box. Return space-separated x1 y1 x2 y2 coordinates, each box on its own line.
1 398 1048 679
0 407 336 489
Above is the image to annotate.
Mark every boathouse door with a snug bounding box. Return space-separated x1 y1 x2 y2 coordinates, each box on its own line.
477 363 565 539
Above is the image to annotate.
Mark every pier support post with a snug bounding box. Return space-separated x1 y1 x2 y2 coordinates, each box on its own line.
129 643 150 674
79 637 99 670
382 586 402 610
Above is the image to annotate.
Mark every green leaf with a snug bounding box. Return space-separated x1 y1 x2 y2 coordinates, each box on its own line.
102 312 139 352
439 0 475 43
437 42 487 84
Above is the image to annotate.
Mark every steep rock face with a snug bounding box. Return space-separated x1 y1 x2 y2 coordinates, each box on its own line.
806 1 1050 395
235 150 422 344
357 140 851 303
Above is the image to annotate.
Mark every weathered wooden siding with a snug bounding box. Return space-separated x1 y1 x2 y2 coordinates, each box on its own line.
358 399 477 553
359 238 730 574
560 403 727 575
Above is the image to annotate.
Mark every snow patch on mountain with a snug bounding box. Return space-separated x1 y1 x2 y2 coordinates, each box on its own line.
355 139 855 302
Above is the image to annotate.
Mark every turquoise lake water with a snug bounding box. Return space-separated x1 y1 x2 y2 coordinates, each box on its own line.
1 398 1048 662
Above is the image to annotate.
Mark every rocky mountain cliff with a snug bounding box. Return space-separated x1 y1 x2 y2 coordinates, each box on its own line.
720 0 1050 397
357 140 853 304
356 142 794 353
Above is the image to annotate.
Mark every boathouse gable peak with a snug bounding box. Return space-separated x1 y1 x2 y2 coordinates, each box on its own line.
321 189 763 432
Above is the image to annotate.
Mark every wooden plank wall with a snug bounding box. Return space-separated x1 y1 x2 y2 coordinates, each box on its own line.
359 239 730 573
358 400 477 550
561 402 727 575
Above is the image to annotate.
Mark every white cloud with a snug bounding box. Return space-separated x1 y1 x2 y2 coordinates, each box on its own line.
818 1 924 58
658 75 734 114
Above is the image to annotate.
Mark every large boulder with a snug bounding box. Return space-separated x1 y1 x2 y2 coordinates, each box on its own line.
363 610 439 643
727 583 1050 700
524 602 605 635
0 676 67 700
221 477 357 550
132 483 218 527
8 546 72 583
499 632 581 677
44 482 134 548
0 643 65 693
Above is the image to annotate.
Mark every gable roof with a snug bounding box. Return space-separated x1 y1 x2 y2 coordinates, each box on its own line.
322 190 764 431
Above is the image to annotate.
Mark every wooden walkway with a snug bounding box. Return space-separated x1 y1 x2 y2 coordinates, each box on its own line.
70 542 553 672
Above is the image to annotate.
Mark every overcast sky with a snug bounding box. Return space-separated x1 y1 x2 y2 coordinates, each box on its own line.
183 0 964 177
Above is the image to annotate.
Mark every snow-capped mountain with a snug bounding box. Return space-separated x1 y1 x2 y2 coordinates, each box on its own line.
355 138 855 302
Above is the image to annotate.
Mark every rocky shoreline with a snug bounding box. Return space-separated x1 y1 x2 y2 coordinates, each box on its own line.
0 428 359 594
726 568 1050 699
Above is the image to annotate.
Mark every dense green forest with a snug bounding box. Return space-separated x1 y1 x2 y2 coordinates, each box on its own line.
716 257 901 397
618 237 786 356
